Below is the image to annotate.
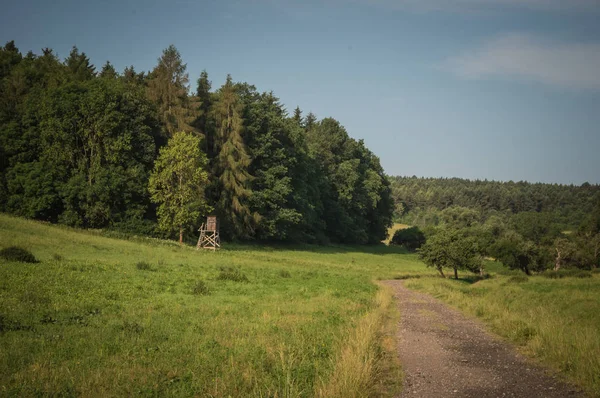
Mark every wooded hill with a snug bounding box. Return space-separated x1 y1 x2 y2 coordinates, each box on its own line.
0 41 393 244
390 176 600 229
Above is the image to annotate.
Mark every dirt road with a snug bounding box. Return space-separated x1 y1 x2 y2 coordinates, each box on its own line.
383 280 583 398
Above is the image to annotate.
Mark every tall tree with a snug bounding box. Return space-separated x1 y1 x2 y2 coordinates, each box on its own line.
65 46 95 81
149 131 210 243
195 70 213 153
211 75 258 239
99 61 118 79
147 45 197 136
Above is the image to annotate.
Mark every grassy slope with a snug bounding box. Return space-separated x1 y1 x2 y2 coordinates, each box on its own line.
405 263 600 397
0 214 418 397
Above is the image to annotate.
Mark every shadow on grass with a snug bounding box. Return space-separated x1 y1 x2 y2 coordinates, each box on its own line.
221 242 413 256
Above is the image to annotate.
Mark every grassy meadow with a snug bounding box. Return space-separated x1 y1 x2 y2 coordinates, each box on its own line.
405 263 600 397
2 214 600 397
0 214 419 397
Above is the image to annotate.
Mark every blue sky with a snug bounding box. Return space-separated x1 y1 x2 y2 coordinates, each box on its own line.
2 0 599 184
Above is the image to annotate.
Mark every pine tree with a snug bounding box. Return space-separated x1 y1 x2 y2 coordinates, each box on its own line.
99 61 118 79
147 45 197 136
65 46 95 81
212 75 258 239
195 70 213 153
292 106 302 125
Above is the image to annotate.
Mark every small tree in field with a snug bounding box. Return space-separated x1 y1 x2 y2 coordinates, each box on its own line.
149 131 210 244
418 227 483 279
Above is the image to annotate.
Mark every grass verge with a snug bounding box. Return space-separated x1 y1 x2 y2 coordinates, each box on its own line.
316 284 402 397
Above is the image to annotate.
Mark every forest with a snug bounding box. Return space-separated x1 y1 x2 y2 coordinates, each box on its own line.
1 40 599 267
389 176 600 276
0 41 393 244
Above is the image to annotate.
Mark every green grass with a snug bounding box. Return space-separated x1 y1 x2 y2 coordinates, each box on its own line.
405 270 600 396
0 214 417 397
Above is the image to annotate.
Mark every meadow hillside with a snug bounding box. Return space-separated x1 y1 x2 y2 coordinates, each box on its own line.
0 213 416 397
2 214 600 396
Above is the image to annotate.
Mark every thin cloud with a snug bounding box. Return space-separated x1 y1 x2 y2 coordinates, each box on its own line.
444 33 600 90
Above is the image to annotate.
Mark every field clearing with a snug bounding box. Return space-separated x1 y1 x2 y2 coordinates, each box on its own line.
0 214 418 397
405 265 600 397
383 223 409 244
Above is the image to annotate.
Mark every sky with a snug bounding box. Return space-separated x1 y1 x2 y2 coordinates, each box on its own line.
2 0 600 185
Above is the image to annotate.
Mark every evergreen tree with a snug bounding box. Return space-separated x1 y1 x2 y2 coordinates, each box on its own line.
211 75 258 239
147 45 197 136
99 61 118 79
195 70 213 153
65 46 96 81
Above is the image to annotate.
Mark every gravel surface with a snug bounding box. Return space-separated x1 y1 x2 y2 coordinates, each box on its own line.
383 280 583 398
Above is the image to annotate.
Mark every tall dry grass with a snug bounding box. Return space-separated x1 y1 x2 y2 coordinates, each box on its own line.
317 284 401 398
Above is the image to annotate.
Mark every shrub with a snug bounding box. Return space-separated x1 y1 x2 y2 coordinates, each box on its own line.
279 270 291 278
217 267 249 283
192 280 210 295
390 226 425 251
136 261 152 271
0 246 39 263
507 275 529 283
574 271 592 278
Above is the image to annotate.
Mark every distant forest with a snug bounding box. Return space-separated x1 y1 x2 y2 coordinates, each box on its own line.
390 176 600 229
0 41 393 243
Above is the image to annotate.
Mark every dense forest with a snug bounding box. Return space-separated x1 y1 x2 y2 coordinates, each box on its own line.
0 41 393 244
389 176 600 275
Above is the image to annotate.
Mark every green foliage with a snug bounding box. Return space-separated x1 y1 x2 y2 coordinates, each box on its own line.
211 76 258 240
418 227 483 279
0 41 394 245
507 275 529 283
390 226 425 251
279 269 292 278
135 261 152 271
490 231 548 275
0 246 38 263
149 131 210 242
191 280 210 295
147 45 197 136
541 269 593 279
216 267 249 283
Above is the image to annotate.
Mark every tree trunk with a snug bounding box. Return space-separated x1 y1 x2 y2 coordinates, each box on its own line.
437 266 445 278
454 267 458 280
554 247 561 271
179 226 183 245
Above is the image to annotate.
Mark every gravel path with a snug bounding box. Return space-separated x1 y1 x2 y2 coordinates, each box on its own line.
383 280 583 398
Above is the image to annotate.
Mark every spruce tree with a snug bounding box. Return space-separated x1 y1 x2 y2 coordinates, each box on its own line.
65 46 96 81
212 75 258 239
147 45 197 136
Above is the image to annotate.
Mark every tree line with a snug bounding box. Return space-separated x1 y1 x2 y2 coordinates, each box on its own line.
389 177 600 276
0 41 393 244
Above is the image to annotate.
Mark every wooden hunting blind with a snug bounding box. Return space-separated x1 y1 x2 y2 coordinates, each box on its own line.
197 216 220 250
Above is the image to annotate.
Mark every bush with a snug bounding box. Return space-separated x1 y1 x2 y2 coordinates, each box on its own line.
574 271 593 278
390 227 425 251
191 280 210 295
217 267 249 283
507 275 529 283
279 270 291 278
0 246 39 263
542 269 591 279
136 261 152 271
